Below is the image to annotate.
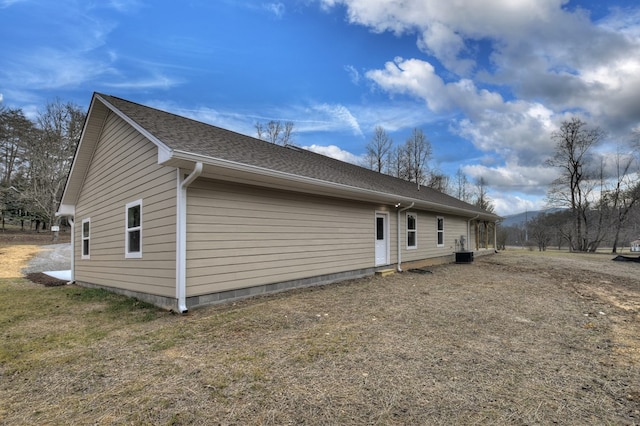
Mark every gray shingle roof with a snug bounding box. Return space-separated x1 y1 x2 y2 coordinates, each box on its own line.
98 93 498 220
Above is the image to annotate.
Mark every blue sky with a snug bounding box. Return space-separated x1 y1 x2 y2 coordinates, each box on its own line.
2 0 640 216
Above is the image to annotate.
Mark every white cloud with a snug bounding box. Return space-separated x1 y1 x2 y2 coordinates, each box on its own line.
327 0 640 140
103 74 182 90
5 48 116 90
264 2 285 18
492 194 547 217
102 0 143 13
302 144 364 164
462 163 557 195
310 103 363 136
344 65 361 85
461 161 559 216
321 0 568 63
418 23 474 75
366 57 448 110
0 0 25 8
367 57 558 165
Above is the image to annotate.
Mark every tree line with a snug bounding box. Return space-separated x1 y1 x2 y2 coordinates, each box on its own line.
0 99 85 232
362 125 495 212
5 100 634 252
499 118 640 253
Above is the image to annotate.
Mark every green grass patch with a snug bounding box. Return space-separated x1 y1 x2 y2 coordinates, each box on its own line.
65 287 159 322
0 277 163 375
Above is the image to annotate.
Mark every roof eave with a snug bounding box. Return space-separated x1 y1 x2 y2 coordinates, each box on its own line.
164 150 499 221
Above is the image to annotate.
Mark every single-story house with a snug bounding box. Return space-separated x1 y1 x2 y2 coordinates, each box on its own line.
57 93 500 312
631 239 640 252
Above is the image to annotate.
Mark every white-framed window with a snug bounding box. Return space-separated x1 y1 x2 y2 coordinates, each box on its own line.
81 218 90 259
406 212 417 249
125 199 142 258
436 216 444 247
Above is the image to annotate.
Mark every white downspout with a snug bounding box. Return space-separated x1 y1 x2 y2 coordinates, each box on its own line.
55 212 75 284
176 162 203 313
396 202 414 272
68 217 75 283
467 214 479 252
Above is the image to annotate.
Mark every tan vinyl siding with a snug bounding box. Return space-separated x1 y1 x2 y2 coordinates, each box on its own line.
400 211 469 263
186 179 385 295
74 111 177 297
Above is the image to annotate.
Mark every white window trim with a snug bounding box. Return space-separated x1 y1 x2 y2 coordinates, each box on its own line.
125 199 142 259
436 216 445 248
81 218 90 259
406 212 417 250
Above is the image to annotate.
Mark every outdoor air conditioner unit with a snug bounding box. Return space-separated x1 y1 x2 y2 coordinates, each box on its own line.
455 235 473 264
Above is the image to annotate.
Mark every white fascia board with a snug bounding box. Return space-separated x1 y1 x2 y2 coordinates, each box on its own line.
59 95 106 207
169 150 498 221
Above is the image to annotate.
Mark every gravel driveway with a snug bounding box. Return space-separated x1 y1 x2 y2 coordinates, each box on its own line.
21 243 71 274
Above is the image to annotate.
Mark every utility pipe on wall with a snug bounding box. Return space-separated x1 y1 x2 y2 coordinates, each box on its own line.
396 202 414 272
176 162 203 314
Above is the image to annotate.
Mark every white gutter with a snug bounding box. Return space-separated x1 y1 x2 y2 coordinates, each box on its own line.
176 162 203 313
166 150 499 222
396 202 415 272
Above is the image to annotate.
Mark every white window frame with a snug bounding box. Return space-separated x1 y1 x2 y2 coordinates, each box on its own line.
125 199 142 259
436 216 445 247
81 218 90 259
406 212 417 249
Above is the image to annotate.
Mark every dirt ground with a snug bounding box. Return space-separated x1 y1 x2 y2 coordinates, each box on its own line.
0 228 70 245
1 244 639 425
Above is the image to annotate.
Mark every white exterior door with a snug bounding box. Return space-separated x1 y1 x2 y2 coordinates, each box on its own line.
375 212 389 266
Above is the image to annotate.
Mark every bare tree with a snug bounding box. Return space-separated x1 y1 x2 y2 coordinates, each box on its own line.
529 213 552 251
474 177 495 213
404 128 432 186
609 138 640 253
0 107 33 187
23 99 85 229
546 117 604 252
386 145 405 178
454 167 471 202
425 171 450 193
365 126 393 172
255 120 294 145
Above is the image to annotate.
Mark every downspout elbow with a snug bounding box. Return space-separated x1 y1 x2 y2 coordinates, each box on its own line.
182 162 203 188
396 202 415 272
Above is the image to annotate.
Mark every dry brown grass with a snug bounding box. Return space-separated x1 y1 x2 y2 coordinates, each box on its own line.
1 245 639 425
0 244 41 278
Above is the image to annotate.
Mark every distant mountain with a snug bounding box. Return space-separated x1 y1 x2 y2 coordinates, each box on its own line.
501 208 565 227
